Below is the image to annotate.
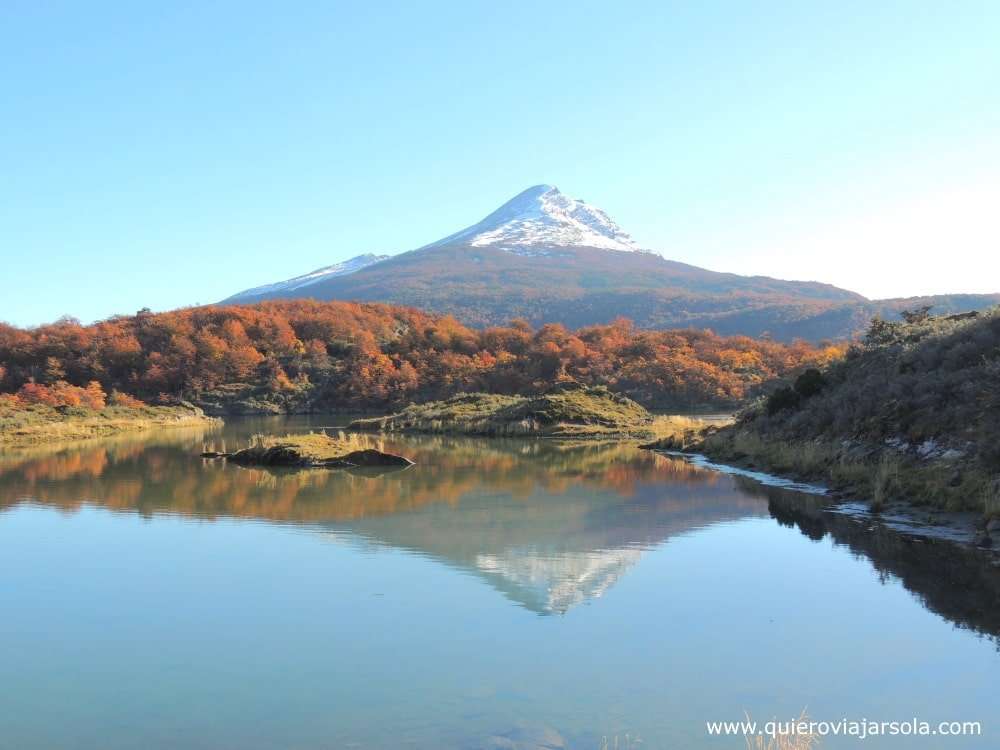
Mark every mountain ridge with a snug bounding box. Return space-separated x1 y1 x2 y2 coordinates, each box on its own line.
223 185 999 341
228 252 389 300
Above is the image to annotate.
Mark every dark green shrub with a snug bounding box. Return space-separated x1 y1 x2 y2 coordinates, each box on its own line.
766 386 801 415
900 305 933 324
793 368 827 398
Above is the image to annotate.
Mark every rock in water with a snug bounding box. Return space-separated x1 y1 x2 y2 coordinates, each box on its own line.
228 445 308 466
337 448 413 467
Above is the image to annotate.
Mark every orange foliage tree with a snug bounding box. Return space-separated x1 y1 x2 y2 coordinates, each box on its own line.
12 380 110 409
0 300 846 410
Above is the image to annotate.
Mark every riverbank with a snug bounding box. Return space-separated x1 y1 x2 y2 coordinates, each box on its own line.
642 308 1000 551
646 438 1000 556
0 401 220 448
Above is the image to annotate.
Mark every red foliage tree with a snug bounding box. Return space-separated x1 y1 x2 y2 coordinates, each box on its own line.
0 300 846 410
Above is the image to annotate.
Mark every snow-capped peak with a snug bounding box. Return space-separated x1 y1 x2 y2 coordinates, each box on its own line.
421 185 648 253
475 547 644 614
226 253 388 300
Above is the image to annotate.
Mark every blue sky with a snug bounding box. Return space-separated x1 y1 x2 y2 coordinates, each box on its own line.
2 1 998 326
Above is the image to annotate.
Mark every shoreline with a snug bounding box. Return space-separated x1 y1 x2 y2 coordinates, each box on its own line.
0 404 221 449
651 448 1000 560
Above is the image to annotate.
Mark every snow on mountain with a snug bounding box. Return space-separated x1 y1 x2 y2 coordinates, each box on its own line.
223 185 655 304
226 253 388 300
475 547 644 614
420 184 649 254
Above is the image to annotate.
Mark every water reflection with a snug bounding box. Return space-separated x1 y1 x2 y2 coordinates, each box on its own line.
3 423 1000 749
2 423 998 628
747 480 1000 645
1 428 766 615
323 454 768 614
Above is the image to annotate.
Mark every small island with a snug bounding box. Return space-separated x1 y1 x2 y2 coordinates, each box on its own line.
225 432 413 469
349 382 690 439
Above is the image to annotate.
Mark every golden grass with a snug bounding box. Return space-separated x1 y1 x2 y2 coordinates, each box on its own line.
638 415 727 450
351 387 661 439
244 430 376 460
650 414 721 437
0 403 219 448
700 428 998 514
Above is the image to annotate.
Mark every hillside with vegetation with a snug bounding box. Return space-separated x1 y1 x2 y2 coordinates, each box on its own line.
690 307 1000 519
230 242 1000 341
0 300 842 414
350 383 664 438
231 241 873 341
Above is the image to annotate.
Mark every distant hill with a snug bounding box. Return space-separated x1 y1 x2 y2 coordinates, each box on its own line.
223 185 1000 341
711 293 1000 341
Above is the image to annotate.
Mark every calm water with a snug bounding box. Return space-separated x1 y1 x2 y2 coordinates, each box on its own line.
1 417 998 749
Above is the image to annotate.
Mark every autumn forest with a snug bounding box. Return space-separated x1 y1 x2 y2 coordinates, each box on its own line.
0 300 844 413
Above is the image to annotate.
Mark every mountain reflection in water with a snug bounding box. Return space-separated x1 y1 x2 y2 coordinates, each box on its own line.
1 421 998 630
0 428 765 615
3 420 1000 749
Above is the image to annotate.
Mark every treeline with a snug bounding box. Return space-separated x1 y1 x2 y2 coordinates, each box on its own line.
0 300 844 411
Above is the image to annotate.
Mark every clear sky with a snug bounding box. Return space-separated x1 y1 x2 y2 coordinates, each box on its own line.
2 1 998 327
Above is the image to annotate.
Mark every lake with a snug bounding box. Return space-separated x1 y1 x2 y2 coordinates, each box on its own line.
1 417 997 749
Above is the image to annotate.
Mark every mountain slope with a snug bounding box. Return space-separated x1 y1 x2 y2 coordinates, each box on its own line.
223 186 997 340
225 253 388 300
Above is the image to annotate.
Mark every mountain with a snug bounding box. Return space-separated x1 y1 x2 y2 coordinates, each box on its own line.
418 183 646 253
227 252 388 299
223 186 999 341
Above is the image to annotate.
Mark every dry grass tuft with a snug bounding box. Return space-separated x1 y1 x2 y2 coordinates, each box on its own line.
870 453 901 512
984 478 1000 519
743 710 818 750
246 431 375 460
649 414 717 438
640 415 730 450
